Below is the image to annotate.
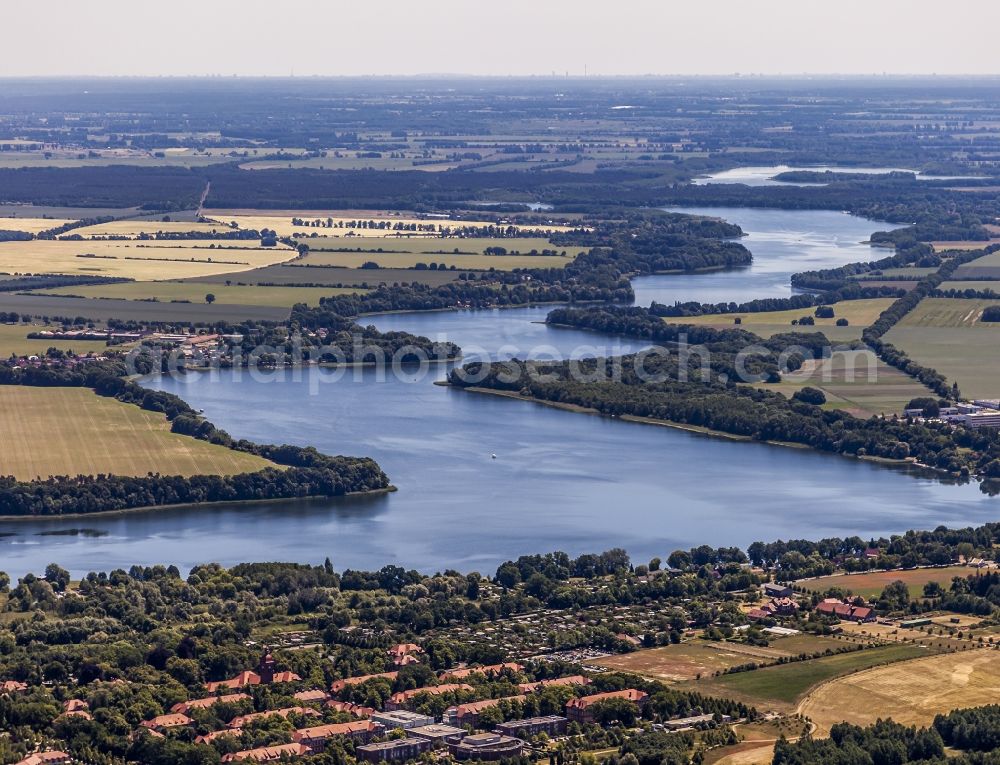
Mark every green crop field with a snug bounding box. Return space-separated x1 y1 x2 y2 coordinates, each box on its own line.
693 644 931 708
0 293 291 323
185 264 464 288
883 298 1000 399
953 251 1000 279
757 349 938 417
0 323 113 357
0 386 275 482
32 281 360 308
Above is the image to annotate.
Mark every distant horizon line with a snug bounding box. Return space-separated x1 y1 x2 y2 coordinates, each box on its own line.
2 73 1000 80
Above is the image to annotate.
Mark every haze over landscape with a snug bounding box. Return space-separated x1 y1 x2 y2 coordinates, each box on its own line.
2 0 999 77
5 6 1000 765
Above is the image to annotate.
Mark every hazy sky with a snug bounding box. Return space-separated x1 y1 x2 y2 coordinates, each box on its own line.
3 0 998 77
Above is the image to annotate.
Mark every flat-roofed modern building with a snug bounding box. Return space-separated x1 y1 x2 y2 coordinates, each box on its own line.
449 732 524 761
496 715 568 738
370 710 435 731
356 738 433 763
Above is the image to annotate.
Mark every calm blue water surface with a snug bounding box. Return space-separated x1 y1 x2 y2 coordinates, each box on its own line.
1 208 994 577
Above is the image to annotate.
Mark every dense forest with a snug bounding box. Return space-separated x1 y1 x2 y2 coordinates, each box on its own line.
446 354 1000 484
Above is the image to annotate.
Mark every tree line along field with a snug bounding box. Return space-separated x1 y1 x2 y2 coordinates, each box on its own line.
31 281 363 308
296 248 578 271
0 386 275 482
884 297 1000 399
204 213 579 237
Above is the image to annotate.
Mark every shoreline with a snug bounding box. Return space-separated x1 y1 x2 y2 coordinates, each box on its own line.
0 485 397 523
446 384 949 476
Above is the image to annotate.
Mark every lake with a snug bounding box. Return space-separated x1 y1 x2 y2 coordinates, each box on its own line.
1 208 994 577
693 165 973 187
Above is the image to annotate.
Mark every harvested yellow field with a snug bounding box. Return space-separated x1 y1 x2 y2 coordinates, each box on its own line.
0 217 76 234
0 240 295 280
206 213 577 237
0 386 275 482
798 649 1000 734
70 220 238 237
930 241 993 252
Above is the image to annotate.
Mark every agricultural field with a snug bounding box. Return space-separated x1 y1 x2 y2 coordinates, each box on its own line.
304 235 579 256
803 565 975 599
186 264 463 288
0 148 233 168
854 266 937 280
894 297 1000 328
756 350 938 417
692 644 931 710
0 386 275 482
592 634 844 683
884 298 1000 399
670 298 893 343
0 216 76 234
940 280 1000 291
0 323 112 357
0 240 295 280
297 249 578 271
31 281 359 308
798 648 1000 734
952 251 1000 279
239 156 463 172
929 241 994 252
69 220 238 237
0 294 290 323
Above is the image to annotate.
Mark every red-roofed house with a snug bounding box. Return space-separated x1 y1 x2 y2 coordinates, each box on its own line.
140 713 194 732
326 700 376 718
205 671 261 693
388 643 423 666
172 693 250 714
566 689 648 725
14 753 72 765
294 689 330 703
292 720 383 752
439 663 523 681
1 680 28 694
386 683 473 711
815 599 875 622
228 706 319 729
330 671 398 694
517 676 590 693
221 743 311 763
444 696 527 727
